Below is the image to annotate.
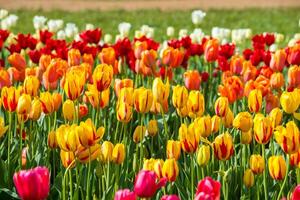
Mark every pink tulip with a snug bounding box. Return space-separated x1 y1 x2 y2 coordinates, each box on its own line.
114 189 136 200
161 194 181 200
134 170 167 198
195 176 221 200
292 185 300 200
13 166 50 200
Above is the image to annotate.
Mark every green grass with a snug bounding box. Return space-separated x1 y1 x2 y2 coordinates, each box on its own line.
10 8 300 41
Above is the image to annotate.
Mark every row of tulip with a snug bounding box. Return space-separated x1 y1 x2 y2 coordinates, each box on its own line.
0 10 300 200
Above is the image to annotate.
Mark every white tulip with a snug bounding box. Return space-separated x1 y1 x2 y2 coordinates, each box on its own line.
166 26 175 37
104 34 112 43
191 10 206 25
179 29 188 38
190 28 204 43
294 33 300 40
85 23 94 30
47 19 64 32
1 14 18 30
57 30 66 40
288 38 297 47
65 23 78 38
0 9 8 19
275 33 284 43
146 27 154 38
118 22 131 37
269 44 277 52
74 34 81 42
33 16 47 30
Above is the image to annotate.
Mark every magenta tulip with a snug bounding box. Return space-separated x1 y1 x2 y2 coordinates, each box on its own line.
114 189 136 200
292 185 300 200
195 176 221 200
13 166 50 200
134 170 167 198
161 194 181 200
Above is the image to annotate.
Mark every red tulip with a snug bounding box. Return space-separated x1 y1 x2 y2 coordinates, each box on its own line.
195 177 221 200
134 170 167 198
292 185 300 200
13 166 50 200
114 189 136 200
161 194 181 200
80 28 102 44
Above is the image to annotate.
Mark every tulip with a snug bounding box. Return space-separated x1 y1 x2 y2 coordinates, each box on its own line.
56 124 79 152
16 94 31 115
214 97 229 117
274 121 300 154
0 116 8 138
92 63 113 92
99 47 119 74
183 70 201 90
79 104 88 119
23 75 40 97
248 89 262 113
253 115 273 144
176 105 188 118
288 65 300 89
195 176 221 200
8 53 26 72
60 150 76 168
114 79 134 98
118 87 134 106
187 91 205 118
249 154 265 174
134 170 167 198
270 49 286 72
77 119 104 147
152 78 170 106
197 145 210 166
243 169 254 188
222 108 234 128
114 189 136 200
48 131 58 149
13 166 50 200
290 149 300 167
143 158 156 171
280 91 299 114
112 143 126 164
64 70 85 100
269 107 282 128
213 131 234 160
153 159 164 179
29 98 42 121
179 123 198 153
166 140 181 160
116 102 133 123
133 125 146 143
161 195 180 200
291 185 300 200
85 84 101 109
162 158 179 182
270 72 284 89
172 85 188 109
0 68 11 89
133 87 153 113
147 119 158 137
240 129 252 144
76 144 101 163
68 48 81 67
140 49 158 75
210 116 220 135
1 86 20 112
268 156 287 181
100 141 114 163
230 55 244 75
233 112 253 132
194 116 212 138
39 92 54 115
52 92 62 111
204 39 219 62
162 47 184 68
62 99 75 121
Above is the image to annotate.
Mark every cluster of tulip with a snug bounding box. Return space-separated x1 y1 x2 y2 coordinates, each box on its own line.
0 17 300 200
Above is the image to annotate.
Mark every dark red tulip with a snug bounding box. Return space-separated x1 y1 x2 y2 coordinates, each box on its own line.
80 28 102 44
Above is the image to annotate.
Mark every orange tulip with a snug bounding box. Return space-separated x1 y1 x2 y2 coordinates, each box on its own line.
162 47 184 68
52 92 62 111
114 78 134 98
230 55 244 75
140 50 157 75
82 53 94 67
218 75 244 103
134 41 148 59
270 72 284 89
68 48 81 67
39 54 51 72
204 39 219 62
183 70 201 90
98 47 119 74
270 49 287 72
288 65 300 89
8 53 26 72
0 68 11 89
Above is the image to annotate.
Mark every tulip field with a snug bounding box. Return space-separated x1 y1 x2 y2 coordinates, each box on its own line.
1 8 300 200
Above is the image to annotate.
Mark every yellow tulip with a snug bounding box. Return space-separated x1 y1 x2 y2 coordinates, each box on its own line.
178 123 198 153
211 115 221 134
77 119 104 147
92 63 113 92
241 129 253 144
64 69 85 100
100 141 114 163
214 96 229 117
268 156 287 181
48 130 58 149
213 131 234 160
176 105 189 118
39 92 55 115
23 75 40 97
118 87 134 106
172 85 188 109
62 99 75 121
233 112 253 132
56 124 79 152
133 125 146 143
197 145 210 166
274 121 300 154
162 158 179 182
153 159 164 179
222 108 234 128
17 94 31 115
112 143 126 164
152 77 170 106
116 102 133 123
194 115 212 138
248 89 262 113
76 144 101 164
187 91 205 118
253 114 273 144
60 150 76 168
249 154 265 174
147 119 158 137
1 86 20 112
0 117 8 138
166 140 181 160
29 98 42 121
133 87 153 113
280 91 299 114
243 169 254 188
269 107 283 128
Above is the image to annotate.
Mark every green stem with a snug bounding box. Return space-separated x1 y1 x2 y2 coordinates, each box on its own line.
7 112 12 187
19 120 23 169
69 170 73 200
262 145 268 200
86 148 92 200
276 155 290 200
191 155 195 197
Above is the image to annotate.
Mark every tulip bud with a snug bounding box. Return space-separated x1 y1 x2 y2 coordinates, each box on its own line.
64 70 85 100
233 112 253 132
215 97 229 117
117 102 133 123
268 156 287 181
270 49 286 72
248 89 262 113
166 140 181 160
17 94 31 115
249 154 265 174
29 98 42 121
147 119 158 137
241 129 253 144
62 99 75 121
48 131 58 149
172 85 188 109
60 150 76 168
133 125 146 143
243 169 254 188
52 92 62 111
269 107 282 128
162 158 179 182
197 145 210 166
211 115 221 134
101 141 114 163
213 131 234 160
270 72 284 89
183 70 201 90
133 87 153 113
112 143 126 164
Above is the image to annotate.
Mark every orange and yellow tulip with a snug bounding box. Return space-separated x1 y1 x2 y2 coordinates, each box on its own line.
172 85 188 109
183 70 201 90
233 112 253 132
248 89 262 113
62 100 75 121
92 63 114 92
268 156 287 181
162 158 179 182
270 49 286 72
23 75 40 97
179 123 198 153
64 69 85 100
1 86 20 112
133 87 153 113
112 143 126 164
249 154 265 174
213 131 234 160
187 91 205 118
166 140 181 160
253 114 273 144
